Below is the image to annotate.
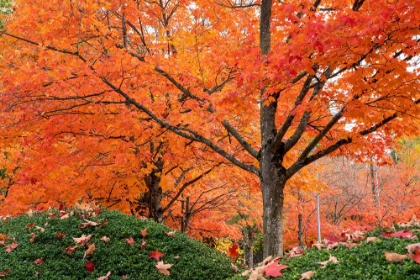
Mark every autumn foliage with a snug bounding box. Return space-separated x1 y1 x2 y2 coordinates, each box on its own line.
1 0 420 258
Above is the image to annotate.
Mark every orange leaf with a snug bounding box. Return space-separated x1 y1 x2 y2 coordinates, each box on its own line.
83 243 95 259
384 251 407 263
141 227 148 238
149 250 164 261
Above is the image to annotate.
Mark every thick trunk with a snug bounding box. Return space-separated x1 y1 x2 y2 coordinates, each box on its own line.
260 120 286 257
260 168 285 257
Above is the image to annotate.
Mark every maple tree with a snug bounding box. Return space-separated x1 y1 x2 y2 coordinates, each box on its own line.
1 0 420 258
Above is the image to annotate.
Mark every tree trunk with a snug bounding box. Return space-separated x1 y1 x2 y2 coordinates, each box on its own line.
144 158 164 223
260 112 286 257
298 213 304 247
260 171 285 257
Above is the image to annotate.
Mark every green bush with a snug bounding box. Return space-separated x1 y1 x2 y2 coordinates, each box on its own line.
0 210 235 279
227 228 420 280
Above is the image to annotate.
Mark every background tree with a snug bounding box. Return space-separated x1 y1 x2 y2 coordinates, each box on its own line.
1 0 420 257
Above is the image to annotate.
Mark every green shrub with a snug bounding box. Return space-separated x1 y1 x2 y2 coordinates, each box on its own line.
0 210 235 279
227 228 420 280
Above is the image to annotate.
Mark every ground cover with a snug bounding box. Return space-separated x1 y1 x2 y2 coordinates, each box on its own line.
0 207 234 279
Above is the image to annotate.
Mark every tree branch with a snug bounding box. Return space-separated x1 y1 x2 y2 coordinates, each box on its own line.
222 120 258 158
100 77 260 175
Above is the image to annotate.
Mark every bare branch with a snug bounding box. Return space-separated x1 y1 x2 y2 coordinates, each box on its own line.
223 120 258 158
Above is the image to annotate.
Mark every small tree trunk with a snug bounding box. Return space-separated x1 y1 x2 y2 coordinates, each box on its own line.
144 158 164 223
298 213 304 247
247 230 254 268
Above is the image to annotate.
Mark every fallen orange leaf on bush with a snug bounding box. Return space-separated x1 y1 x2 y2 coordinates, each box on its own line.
384 251 407 263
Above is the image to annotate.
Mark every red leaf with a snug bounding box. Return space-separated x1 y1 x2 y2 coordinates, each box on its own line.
55 232 66 239
5 243 18 253
0 270 10 277
264 261 288 277
149 250 164 261
65 245 78 255
34 258 44 264
85 260 96 272
228 243 239 258
125 236 135 245
409 247 420 264
381 231 393 238
393 230 413 239
324 235 340 244
141 239 147 250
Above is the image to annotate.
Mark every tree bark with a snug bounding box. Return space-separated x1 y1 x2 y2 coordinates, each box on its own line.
143 158 164 223
260 105 286 257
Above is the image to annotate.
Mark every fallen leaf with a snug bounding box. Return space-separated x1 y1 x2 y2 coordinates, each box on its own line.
155 261 172 275
83 243 95 259
125 236 135 245
65 245 78 255
84 219 98 226
366 237 379 243
231 263 240 273
73 234 92 245
141 239 146 249
149 250 164 261
166 231 176 237
35 226 45 233
29 233 37 243
345 243 362 249
27 209 34 217
384 251 407 263
100 236 110 243
406 243 420 254
300 271 315 280
46 213 57 218
324 235 340 244
55 232 66 239
318 254 339 268
287 246 304 258
0 270 10 277
60 211 69 220
393 230 414 239
98 219 108 228
326 242 339 250
381 231 394 238
408 247 420 264
97 271 111 280
141 227 148 238
264 261 288 277
5 243 18 253
311 242 325 250
26 223 35 229
85 260 96 272
34 258 44 264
